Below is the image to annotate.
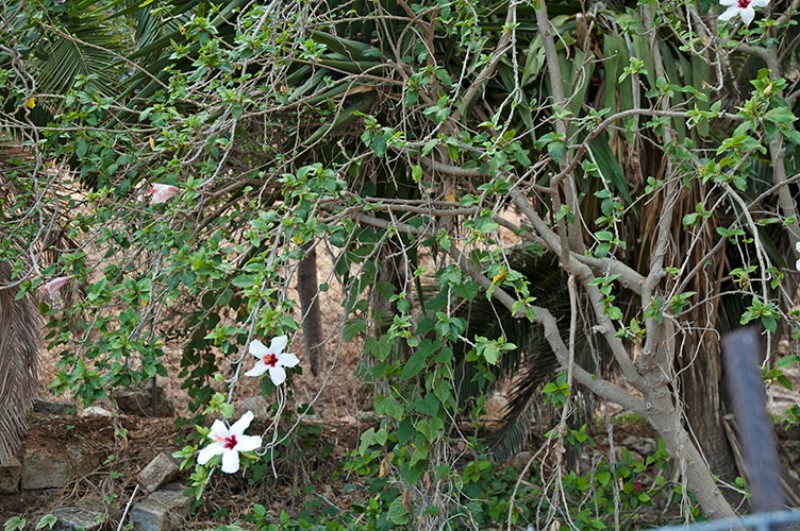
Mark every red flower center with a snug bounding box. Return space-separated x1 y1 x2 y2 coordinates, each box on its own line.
223 434 238 450
738 0 750 8
264 353 279 367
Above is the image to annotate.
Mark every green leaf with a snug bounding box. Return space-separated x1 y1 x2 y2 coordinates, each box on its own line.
231 274 256 288
35 514 57 530
411 164 423 182
387 497 409 525
764 106 796 125
4 517 26 531
359 427 388 452
416 417 444 443
375 395 404 420
400 349 427 380
414 393 440 416
400 339 439 380
343 318 366 341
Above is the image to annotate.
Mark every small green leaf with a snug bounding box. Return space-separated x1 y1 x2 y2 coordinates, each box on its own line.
5 517 26 531
387 497 409 525
35 514 57 530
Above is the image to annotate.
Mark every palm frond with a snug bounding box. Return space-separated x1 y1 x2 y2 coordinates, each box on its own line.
33 13 122 97
454 249 610 460
0 262 41 464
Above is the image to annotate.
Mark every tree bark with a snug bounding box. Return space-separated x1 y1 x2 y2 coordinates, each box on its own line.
298 243 324 376
681 350 741 504
647 391 738 520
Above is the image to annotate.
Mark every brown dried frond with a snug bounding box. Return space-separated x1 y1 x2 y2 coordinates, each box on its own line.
0 261 41 463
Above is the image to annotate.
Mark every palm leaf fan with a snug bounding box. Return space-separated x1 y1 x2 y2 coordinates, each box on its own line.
454 248 610 461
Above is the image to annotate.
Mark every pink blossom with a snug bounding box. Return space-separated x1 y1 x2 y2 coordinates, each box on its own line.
149 183 179 204
41 276 70 297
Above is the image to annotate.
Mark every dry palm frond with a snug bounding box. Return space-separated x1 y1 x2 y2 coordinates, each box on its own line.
0 261 41 463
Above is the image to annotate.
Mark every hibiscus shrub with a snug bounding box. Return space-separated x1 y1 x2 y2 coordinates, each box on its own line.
3 0 800 528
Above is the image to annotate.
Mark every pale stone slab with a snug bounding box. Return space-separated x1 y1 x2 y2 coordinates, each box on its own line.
137 451 179 493
129 484 192 531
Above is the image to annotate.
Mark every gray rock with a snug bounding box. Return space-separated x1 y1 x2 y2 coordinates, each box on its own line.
22 448 70 489
240 395 269 417
620 435 657 457
51 507 103 531
80 406 114 418
21 445 102 490
129 483 192 531
32 398 75 415
112 383 175 417
67 446 103 478
0 455 22 493
137 452 179 493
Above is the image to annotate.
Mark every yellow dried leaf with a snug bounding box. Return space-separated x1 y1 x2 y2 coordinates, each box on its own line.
492 268 506 284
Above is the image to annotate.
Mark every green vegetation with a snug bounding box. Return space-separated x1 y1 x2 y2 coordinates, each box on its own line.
2 0 800 528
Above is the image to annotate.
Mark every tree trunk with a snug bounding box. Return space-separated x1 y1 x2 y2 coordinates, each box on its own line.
647 391 737 520
298 243 324 376
681 349 741 504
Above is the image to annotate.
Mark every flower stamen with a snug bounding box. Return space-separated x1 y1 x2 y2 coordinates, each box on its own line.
223 435 238 450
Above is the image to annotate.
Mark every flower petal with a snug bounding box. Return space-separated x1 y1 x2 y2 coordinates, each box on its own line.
719 6 739 20
268 335 288 355
795 241 800 253
221 449 240 474
796 258 800 271
197 442 224 465
42 276 70 297
249 339 268 359
750 0 770 6
278 353 300 368
230 411 254 436
208 420 229 440
269 365 287 386
150 183 179 204
235 434 262 452
244 363 269 378
718 0 736 5
740 6 755 25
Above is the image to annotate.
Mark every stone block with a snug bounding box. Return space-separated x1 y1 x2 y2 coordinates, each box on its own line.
112 383 175 417
0 456 22 493
21 445 102 490
620 435 657 456
22 448 70 489
67 445 103 478
32 398 76 415
129 483 192 531
52 507 103 531
137 451 179 493
79 406 114 418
